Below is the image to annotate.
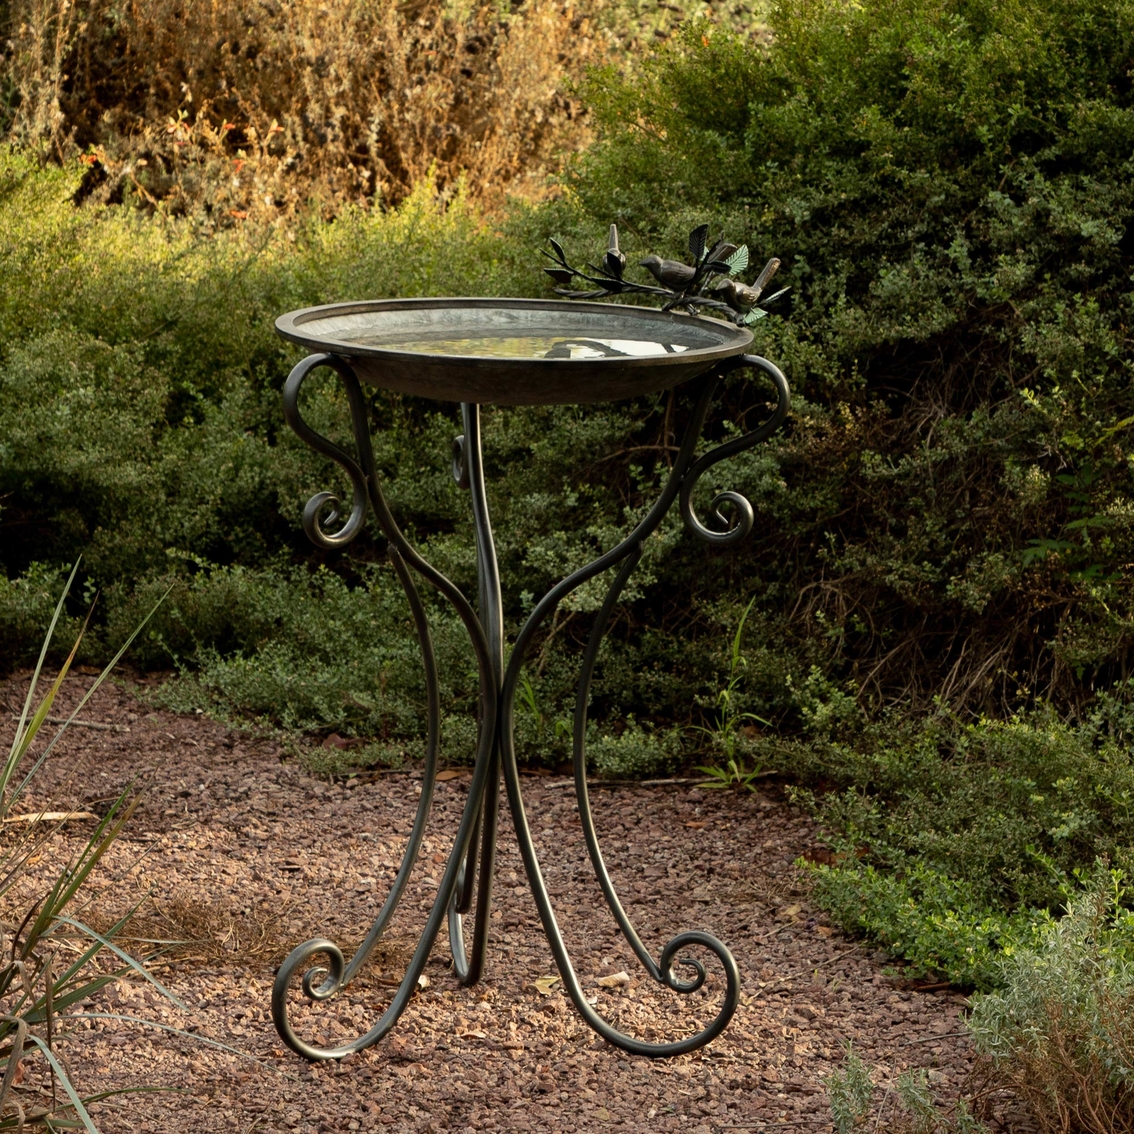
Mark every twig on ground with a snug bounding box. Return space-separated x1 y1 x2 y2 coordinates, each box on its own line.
544 777 701 789
8 714 128 733
758 947 866 993
715 1122 831 1130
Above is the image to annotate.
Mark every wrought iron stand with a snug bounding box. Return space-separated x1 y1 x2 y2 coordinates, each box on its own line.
272 351 790 1061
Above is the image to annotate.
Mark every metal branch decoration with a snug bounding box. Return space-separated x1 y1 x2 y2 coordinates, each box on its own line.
542 223 788 326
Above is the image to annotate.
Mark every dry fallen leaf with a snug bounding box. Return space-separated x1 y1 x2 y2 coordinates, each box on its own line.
684 821 706 829
3 811 98 824
530 976 561 996
436 769 466 782
596 971 631 988
322 732 363 750
457 1029 487 1039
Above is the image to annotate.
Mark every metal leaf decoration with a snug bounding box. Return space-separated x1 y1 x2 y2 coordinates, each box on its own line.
725 245 749 276
688 223 710 265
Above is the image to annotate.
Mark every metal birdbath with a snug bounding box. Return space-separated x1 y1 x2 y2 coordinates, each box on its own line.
271 228 791 1063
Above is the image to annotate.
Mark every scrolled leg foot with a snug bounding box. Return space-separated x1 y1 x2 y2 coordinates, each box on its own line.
271 938 352 1060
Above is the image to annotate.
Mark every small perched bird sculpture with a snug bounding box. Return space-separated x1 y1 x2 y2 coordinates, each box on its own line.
713 257 782 314
638 253 697 290
541 223 787 325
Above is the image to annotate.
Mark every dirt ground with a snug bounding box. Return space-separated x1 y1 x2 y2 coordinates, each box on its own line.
1 671 1034 1133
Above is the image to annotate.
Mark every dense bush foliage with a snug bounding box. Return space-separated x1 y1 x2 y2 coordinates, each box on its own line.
0 150 751 777
781 695 1134 987
576 0 1134 711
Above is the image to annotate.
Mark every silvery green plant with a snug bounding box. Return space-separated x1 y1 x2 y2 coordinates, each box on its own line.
826 1046 989 1134
967 863 1134 1134
825 1043 875 1133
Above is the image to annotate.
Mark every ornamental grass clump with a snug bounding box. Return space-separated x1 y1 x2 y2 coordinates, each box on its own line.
968 866 1134 1134
0 564 176 1130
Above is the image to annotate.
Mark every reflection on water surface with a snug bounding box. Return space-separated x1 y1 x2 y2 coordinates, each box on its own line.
339 333 690 360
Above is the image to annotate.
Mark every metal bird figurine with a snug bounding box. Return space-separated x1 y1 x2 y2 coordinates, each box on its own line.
639 254 697 290
713 279 762 313
713 257 782 314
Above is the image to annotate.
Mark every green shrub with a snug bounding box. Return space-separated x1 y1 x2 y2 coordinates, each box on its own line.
786 701 1134 986
141 561 478 739
557 0 1134 980
0 152 777 760
0 562 80 666
587 717 680 778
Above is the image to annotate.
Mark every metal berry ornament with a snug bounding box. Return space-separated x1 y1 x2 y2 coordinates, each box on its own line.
542 223 788 326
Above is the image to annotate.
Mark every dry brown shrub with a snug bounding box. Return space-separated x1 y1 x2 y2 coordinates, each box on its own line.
91 897 289 967
3 0 603 216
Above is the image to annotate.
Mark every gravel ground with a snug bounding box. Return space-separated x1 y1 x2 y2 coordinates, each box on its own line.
0 672 1034 1133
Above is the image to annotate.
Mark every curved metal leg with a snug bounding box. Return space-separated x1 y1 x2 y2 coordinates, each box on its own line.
448 406 501 986
273 356 500 1060
494 355 789 1056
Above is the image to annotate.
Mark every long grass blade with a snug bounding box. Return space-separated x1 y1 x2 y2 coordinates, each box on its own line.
8 561 80 753
50 918 187 1010
16 976 119 1026
68 1015 300 1079
0 1016 27 1117
22 1036 98 1134
23 811 135 961
4 563 82 807
43 954 55 1079
9 586 171 809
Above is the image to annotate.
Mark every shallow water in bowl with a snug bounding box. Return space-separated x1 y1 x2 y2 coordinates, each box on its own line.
338 333 691 360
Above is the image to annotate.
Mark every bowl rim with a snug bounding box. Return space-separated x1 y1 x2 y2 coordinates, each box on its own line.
274 296 754 368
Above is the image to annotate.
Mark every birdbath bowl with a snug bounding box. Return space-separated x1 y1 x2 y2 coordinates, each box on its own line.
275 297 753 404
271 291 790 1066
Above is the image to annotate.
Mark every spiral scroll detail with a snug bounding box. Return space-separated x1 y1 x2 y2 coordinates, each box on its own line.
680 354 790 546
